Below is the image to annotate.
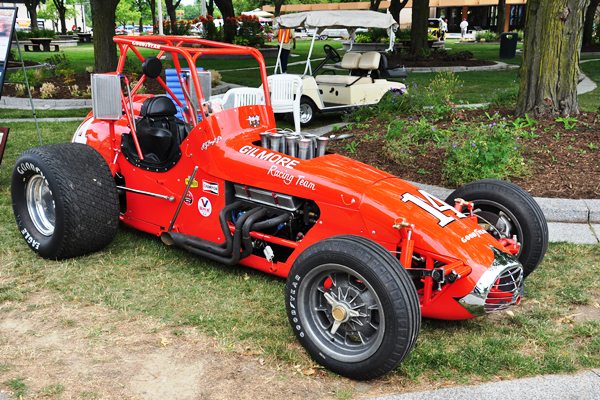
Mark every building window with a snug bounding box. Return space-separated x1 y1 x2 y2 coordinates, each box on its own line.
509 5 526 31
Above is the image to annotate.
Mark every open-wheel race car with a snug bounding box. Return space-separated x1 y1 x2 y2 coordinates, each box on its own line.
11 36 548 380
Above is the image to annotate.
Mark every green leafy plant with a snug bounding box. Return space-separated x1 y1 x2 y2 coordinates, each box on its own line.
475 30 499 42
344 140 359 155
512 113 537 129
555 116 578 130
442 122 528 186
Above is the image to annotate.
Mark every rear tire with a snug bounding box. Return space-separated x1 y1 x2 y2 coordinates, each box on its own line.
445 179 548 277
11 143 119 259
286 235 421 380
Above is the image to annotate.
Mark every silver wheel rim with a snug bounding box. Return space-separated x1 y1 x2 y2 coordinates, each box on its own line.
26 174 56 236
300 103 313 124
298 263 385 362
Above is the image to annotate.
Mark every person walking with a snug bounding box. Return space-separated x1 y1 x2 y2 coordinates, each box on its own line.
440 18 448 41
277 26 295 73
460 18 469 40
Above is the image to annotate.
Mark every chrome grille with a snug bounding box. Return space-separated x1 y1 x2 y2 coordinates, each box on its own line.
484 265 523 313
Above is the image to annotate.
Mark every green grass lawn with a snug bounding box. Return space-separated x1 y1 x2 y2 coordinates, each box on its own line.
0 120 598 384
579 60 600 112
0 108 90 119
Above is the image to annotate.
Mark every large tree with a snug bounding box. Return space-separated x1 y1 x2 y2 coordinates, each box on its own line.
517 0 590 116
143 0 157 32
410 0 429 55
90 0 120 72
496 0 506 34
52 0 71 34
389 0 409 23
23 0 42 31
214 0 235 42
165 0 182 34
582 0 599 47
274 0 284 17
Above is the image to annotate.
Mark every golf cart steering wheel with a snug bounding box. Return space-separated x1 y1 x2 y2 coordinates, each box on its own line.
323 45 342 63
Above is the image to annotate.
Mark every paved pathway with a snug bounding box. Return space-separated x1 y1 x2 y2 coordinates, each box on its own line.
371 370 600 400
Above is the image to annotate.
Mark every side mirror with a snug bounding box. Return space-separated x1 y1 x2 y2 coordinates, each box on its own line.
91 74 122 120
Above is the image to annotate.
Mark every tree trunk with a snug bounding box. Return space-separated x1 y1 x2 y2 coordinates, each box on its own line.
53 0 68 34
165 0 179 34
582 0 599 46
214 0 235 42
370 0 382 11
207 0 214 17
274 0 285 17
497 0 506 34
516 0 590 117
139 17 143 33
410 0 430 55
24 1 40 31
90 0 120 72
389 0 409 23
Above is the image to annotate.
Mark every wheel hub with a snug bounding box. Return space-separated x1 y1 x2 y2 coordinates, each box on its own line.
331 304 349 322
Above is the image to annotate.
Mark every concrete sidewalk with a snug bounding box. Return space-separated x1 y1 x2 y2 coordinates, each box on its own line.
371 370 600 400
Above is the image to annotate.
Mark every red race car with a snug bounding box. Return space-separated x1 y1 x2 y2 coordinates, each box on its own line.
11 36 548 380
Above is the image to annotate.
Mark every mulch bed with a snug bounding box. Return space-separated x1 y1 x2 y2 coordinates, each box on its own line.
329 109 600 199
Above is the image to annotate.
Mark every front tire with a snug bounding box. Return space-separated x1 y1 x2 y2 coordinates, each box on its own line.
286 235 421 380
11 143 119 259
445 179 548 277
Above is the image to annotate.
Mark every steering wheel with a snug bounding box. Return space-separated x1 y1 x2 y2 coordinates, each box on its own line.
323 44 342 63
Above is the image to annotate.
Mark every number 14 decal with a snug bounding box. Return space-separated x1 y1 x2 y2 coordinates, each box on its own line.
401 190 467 227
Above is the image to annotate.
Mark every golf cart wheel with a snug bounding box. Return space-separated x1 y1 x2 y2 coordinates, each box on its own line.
286 235 421 380
12 143 119 259
299 97 317 126
445 179 548 278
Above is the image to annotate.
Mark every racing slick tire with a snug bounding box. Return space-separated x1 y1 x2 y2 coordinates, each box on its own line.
286 235 421 380
11 143 119 260
445 179 548 278
299 96 317 126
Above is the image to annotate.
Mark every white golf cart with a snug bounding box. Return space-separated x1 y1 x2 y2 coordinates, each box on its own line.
274 10 407 125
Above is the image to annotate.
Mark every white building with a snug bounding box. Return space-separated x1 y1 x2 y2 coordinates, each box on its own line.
0 1 88 32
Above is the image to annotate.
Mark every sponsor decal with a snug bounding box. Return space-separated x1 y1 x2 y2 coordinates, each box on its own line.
184 191 194 206
461 228 489 243
247 115 260 127
239 145 299 169
132 41 161 50
198 196 212 217
16 162 41 176
201 135 222 150
202 180 219 195
267 165 316 190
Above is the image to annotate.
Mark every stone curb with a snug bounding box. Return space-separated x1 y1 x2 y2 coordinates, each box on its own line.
408 61 519 73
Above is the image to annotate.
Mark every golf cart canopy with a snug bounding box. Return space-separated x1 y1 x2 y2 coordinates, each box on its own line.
274 10 398 73
276 10 398 34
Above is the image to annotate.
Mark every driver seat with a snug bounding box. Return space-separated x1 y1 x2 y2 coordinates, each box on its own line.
121 96 188 171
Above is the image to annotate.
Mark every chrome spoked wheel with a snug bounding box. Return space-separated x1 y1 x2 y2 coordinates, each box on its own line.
25 174 56 236
298 263 385 363
299 101 314 125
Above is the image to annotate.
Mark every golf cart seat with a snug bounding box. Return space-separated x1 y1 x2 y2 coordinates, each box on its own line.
121 96 188 171
339 52 361 70
316 52 381 86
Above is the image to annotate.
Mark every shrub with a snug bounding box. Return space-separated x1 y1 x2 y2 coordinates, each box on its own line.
234 15 265 48
209 69 221 86
384 117 447 163
8 69 47 88
46 53 70 69
199 15 221 42
441 122 527 186
31 28 57 38
475 30 499 42
40 82 58 99
14 83 26 97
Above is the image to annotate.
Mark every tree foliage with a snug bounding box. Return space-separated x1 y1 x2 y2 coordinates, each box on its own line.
116 0 142 26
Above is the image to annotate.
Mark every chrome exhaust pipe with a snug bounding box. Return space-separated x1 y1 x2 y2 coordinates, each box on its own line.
270 133 283 152
285 135 297 158
260 132 270 149
316 136 329 157
298 138 311 160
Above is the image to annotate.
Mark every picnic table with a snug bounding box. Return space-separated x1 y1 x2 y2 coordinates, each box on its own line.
77 33 93 43
27 38 59 52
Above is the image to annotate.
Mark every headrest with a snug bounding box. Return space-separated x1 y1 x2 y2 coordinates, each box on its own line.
340 52 361 69
140 96 177 117
142 57 163 79
358 52 381 71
